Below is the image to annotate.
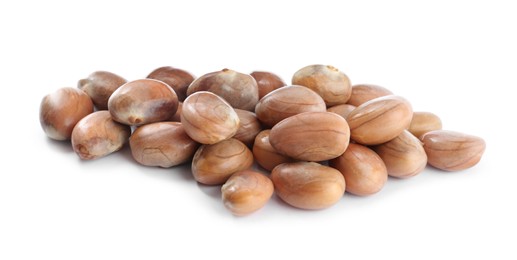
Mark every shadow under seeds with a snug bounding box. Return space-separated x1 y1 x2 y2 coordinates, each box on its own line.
45 137 74 154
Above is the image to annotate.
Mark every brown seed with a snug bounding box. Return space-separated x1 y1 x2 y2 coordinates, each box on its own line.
129 122 199 168
372 130 427 178
78 71 126 110
408 112 442 138
221 170 274 216
108 79 178 126
420 130 486 171
169 102 182 122
347 84 393 107
187 68 259 111
347 95 413 145
71 111 130 160
40 87 94 140
292 64 352 106
192 138 254 185
327 104 356 119
271 162 345 210
269 111 350 161
181 91 240 144
233 109 263 147
250 71 286 99
255 85 326 128
329 143 387 196
147 66 195 102
252 130 294 171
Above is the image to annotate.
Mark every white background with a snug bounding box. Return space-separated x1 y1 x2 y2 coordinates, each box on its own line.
1 0 516 259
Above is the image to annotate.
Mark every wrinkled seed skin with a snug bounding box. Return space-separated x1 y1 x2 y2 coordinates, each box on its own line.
409 112 442 138
40 87 94 140
372 130 427 178
329 143 387 196
78 71 127 110
108 79 179 126
234 109 263 147
270 112 350 161
147 66 195 102
250 71 286 99
129 122 199 168
420 130 485 171
347 84 393 107
292 64 352 106
271 162 345 210
187 69 259 111
347 95 413 145
192 139 254 185
181 91 240 144
221 170 274 216
252 130 294 171
71 111 130 160
327 104 356 119
255 85 326 128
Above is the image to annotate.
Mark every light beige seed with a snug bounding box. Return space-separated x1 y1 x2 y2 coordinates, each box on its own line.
372 130 427 178
347 84 393 107
292 64 352 106
233 109 263 147
252 130 294 171
192 138 254 185
408 112 442 138
71 111 130 160
329 143 387 196
129 122 199 168
269 111 350 161
347 95 413 145
255 85 326 128
271 162 345 210
187 68 259 111
181 91 240 144
327 104 356 119
420 130 485 171
108 79 178 126
221 170 274 216
40 87 94 140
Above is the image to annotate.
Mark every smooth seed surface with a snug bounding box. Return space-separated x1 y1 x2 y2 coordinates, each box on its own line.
78 71 126 110
181 91 240 144
251 71 286 99
130 122 199 168
292 64 352 106
40 87 94 140
347 95 413 145
187 68 259 111
420 130 485 171
252 130 294 171
147 66 194 101
269 111 350 161
255 85 326 128
372 130 427 178
272 162 346 210
330 143 387 196
409 112 442 138
108 79 179 126
347 84 393 107
192 138 254 185
71 111 130 160
221 170 274 216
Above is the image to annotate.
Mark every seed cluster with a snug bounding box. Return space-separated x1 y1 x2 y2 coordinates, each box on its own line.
39 65 486 216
